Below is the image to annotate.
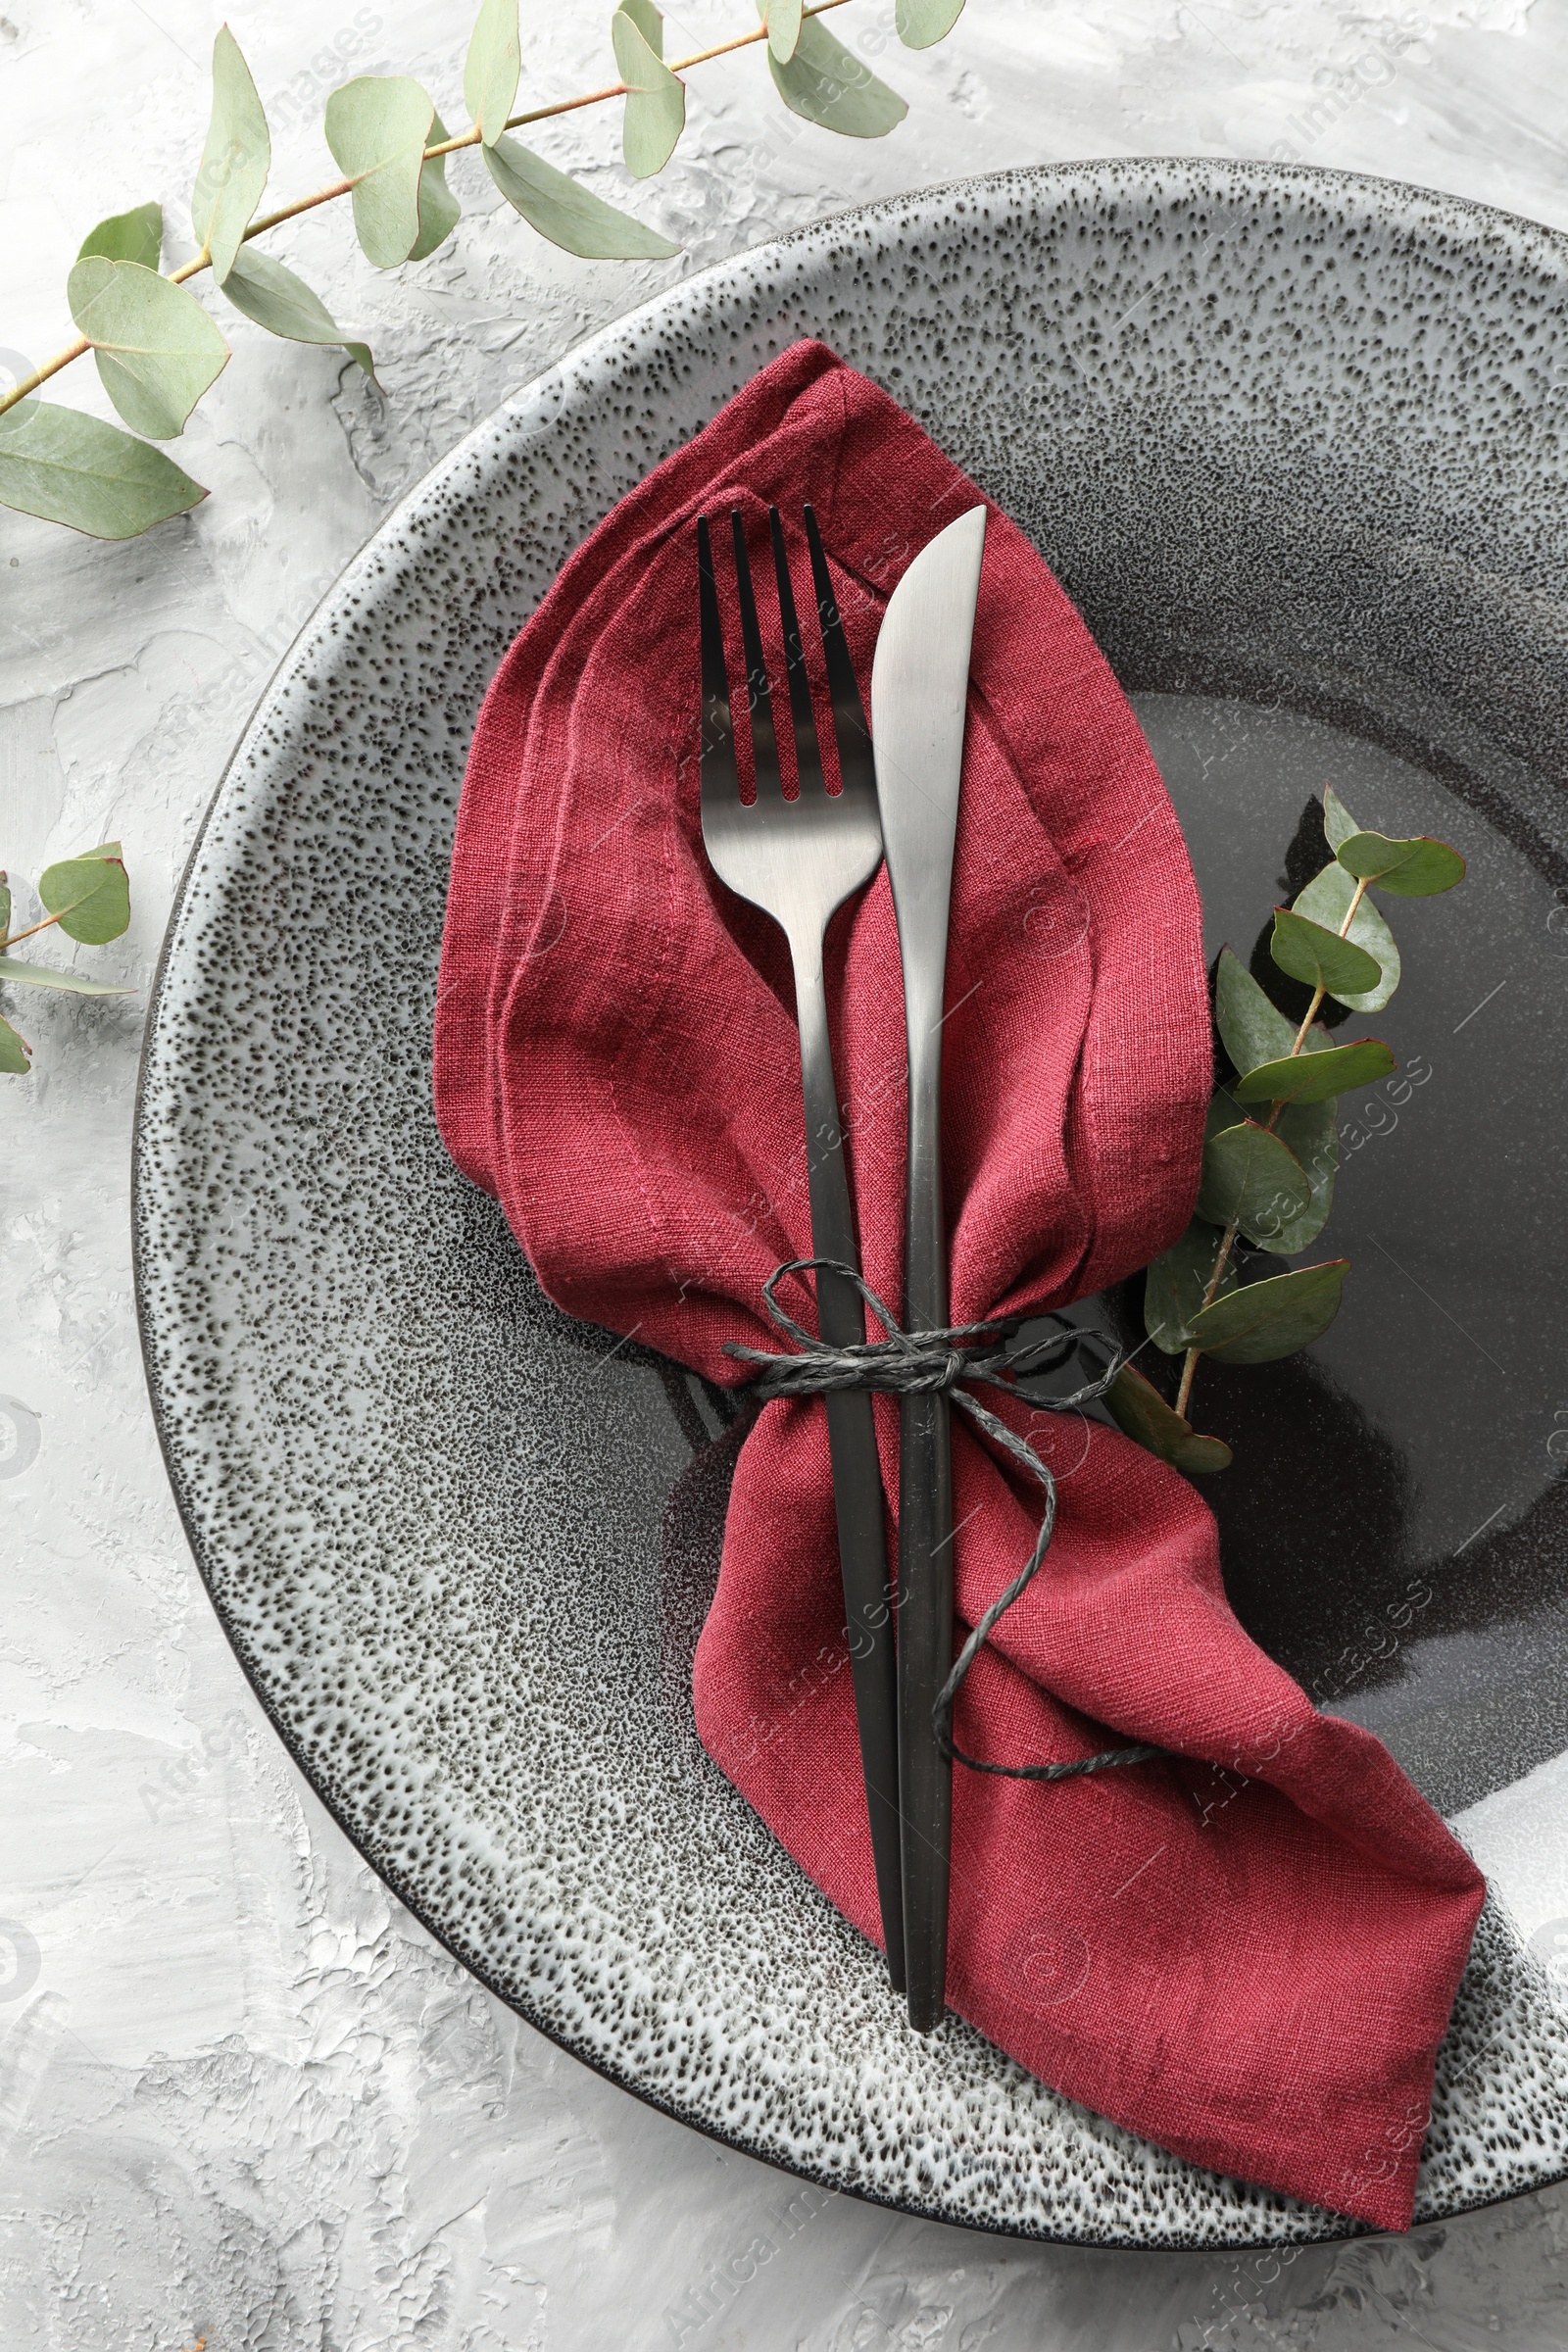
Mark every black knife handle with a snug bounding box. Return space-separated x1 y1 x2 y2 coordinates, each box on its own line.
899 1044 953 2034
898 1384 954 2033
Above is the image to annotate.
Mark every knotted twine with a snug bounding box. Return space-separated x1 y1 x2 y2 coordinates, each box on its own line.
724 1258 1167 1785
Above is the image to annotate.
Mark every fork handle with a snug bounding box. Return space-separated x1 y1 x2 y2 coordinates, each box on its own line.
792 942 906 1991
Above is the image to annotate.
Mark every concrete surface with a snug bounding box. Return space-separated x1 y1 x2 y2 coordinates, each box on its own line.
5 0 1568 2343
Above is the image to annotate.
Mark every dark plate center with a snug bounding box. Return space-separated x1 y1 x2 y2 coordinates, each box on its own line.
1135 691 1568 1813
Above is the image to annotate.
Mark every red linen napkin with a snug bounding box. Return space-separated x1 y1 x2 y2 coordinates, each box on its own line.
434 339 1485 2230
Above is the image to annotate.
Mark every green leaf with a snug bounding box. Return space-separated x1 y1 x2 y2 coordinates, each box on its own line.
1322 785 1358 853
613 4 686 176
764 0 803 62
898 0 966 45
0 400 206 539
1197 1108 1312 1250
325 75 435 269
483 131 680 259
1105 1363 1232 1474
0 956 133 995
1144 1217 1237 1354
761 9 908 136
465 0 521 144
1233 1037 1396 1106
1270 903 1382 1001
65 259 229 440
1186 1260 1349 1364
1269 1095 1337 1254
1293 860 1400 1011
0 1013 31 1074
411 111 462 260
1336 828 1466 897
77 202 163 269
1214 945 1333 1077
221 248 376 383
37 843 129 945
192 24 270 283
0 874 11 940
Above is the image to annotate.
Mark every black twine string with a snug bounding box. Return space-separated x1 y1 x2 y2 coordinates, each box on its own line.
723 1258 1167 1786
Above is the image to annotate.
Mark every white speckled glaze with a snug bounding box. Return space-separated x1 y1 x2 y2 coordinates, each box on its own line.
133 162 1568 2248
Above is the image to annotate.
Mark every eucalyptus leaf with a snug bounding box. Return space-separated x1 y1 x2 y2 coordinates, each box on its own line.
1144 1217 1238 1353
613 4 685 176
1294 859 1400 1011
0 399 205 538
193 24 270 282
464 0 521 145
1186 1259 1349 1364
761 9 908 136
0 1013 31 1075
0 956 133 996
898 0 966 44
1205 1078 1336 1254
1269 1095 1338 1254
38 844 130 945
1336 827 1466 896
1214 944 1332 1078
1104 1362 1232 1474
484 131 680 259
325 75 434 269
411 112 463 260
765 0 804 63
1233 1036 1396 1105
222 248 376 382
1197 1109 1312 1249
1270 903 1382 1001
66 259 229 440
0 875 10 940
77 202 163 270
1322 785 1358 852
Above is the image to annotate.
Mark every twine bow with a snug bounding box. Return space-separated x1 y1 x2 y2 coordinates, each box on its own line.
724 1258 1166 1785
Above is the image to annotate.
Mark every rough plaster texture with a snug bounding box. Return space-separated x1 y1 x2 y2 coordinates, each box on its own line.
5 0 1568 2344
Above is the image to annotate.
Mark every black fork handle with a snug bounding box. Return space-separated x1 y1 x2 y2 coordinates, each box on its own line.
792 939 905 1990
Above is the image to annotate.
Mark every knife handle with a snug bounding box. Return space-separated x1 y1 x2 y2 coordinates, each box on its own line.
898 1386 954 2033
899 1044 953 2034
794 950 906 1991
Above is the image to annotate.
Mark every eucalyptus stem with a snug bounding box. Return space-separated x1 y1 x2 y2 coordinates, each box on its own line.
1174 869 1372 1421
0 0 855 424
1175 1220 1237 1418
0 905 73 954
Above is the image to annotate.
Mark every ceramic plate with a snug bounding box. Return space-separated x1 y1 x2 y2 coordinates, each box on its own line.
134 161 1568 2248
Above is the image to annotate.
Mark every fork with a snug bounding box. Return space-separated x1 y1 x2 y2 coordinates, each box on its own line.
697 501 905 1990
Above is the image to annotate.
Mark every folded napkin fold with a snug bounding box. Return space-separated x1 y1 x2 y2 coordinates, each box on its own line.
434 338 1485 2230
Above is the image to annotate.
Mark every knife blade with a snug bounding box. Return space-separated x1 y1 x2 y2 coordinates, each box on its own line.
869 502 987 2034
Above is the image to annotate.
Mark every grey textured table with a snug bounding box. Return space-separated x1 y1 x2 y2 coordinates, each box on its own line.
5 1 1568 2344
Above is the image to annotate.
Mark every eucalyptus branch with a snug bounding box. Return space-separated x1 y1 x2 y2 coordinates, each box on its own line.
0 0 964 541
0 1 856 425
1174 864 1382 1423
1114 788 1467 1476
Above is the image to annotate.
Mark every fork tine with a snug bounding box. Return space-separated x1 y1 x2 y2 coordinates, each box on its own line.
803 504 874 799
697 514 741 801
730 509 785 802
768 505 828 798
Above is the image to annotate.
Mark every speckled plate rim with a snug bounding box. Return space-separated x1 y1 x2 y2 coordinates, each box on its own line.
132 157 1568 2252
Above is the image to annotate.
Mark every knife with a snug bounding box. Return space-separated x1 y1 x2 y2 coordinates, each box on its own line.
870 502 987 2034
